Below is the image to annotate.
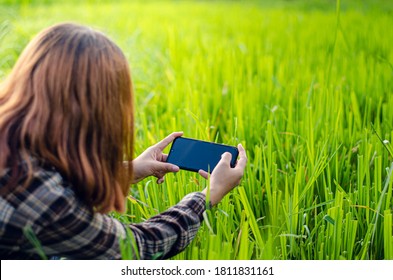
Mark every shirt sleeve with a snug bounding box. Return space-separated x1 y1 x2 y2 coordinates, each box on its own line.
129 192 206 259
35 187 206 260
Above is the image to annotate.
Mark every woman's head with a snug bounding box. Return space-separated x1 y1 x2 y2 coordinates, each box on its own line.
0 23 133 213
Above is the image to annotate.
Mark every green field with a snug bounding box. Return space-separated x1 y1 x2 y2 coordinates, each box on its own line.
1 0 392 260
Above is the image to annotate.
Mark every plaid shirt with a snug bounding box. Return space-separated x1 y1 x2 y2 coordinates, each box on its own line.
0 159 206 259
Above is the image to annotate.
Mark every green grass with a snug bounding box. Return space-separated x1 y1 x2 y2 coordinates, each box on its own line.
1 0 392 260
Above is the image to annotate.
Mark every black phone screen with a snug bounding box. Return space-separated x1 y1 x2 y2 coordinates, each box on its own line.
166 137 239 172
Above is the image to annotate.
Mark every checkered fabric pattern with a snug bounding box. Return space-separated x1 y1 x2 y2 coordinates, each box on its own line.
0 159 206 259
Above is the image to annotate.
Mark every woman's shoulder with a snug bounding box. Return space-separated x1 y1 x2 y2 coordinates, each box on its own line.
3 157 74 197
0 157 80 227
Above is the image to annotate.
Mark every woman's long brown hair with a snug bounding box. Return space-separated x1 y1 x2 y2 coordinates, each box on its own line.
0 23 134 213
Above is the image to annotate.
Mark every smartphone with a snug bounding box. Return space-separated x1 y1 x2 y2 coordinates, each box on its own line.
166 137 239 173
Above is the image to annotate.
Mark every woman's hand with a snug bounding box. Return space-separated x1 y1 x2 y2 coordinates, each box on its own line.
200 143 247 206
132 132 183 184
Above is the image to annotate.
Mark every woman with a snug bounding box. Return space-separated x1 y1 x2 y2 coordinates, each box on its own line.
0 23 247 259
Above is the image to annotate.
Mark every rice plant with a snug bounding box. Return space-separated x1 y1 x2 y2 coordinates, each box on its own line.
1 0 392 260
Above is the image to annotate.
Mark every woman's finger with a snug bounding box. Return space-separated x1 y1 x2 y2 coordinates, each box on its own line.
155 132 183 150
157 177 165 184
220 152 232 166
154 162 179 176
198 169 209 179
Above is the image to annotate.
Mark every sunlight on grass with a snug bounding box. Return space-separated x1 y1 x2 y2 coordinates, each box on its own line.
1 0 392 260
